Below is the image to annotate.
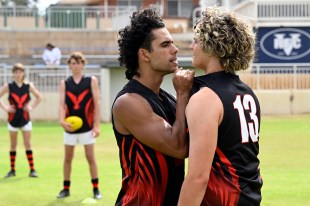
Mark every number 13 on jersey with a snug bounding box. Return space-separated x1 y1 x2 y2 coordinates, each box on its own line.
233 94 259 143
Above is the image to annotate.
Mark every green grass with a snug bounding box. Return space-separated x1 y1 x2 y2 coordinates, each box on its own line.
0 115 309 206
0 122 120 206
259 116 310 206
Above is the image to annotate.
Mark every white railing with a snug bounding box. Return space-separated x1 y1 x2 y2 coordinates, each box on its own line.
1 64 310 92
192 1 310 26
0 65 102 93
0 5 136 30
257 1 310 21
239 63 310 90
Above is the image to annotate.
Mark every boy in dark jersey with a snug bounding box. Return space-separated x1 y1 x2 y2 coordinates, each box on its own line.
57 52 102 199
178 7 263 206
0 63 42 178
112 5 195 206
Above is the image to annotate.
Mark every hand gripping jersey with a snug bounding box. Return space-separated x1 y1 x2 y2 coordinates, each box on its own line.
191 71 263 206
65 76 94 133
112 79 185 206
8 82 31 127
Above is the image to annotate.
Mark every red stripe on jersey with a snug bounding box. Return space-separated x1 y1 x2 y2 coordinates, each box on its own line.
120 137 168 206
216 147 239 186
203 168 240 206
8 112 14 122
121 138 136 205
202 147 241 206
85 98 94 127
155 151 168 203
66 90 89 110
10 93 29 108
135 140 163 206
23 110 29 121
121 137 132 178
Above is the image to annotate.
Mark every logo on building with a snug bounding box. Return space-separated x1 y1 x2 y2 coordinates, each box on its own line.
260 28 310 60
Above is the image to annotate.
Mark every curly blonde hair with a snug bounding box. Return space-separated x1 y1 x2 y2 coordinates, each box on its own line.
194 7 256 73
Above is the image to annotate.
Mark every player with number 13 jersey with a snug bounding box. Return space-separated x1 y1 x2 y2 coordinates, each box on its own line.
191 72 263 205
178 7 263 206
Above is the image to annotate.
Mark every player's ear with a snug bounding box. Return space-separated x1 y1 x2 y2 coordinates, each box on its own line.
139 48 150 62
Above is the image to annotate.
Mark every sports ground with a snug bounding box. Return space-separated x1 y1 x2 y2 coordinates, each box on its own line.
0 115 309 206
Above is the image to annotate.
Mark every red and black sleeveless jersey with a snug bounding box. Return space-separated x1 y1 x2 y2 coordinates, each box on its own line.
112 79 185 206
65 76 94 133
8 81 31 127
191 71 263 206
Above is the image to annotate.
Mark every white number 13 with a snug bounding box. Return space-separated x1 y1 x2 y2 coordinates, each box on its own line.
233 95 259 143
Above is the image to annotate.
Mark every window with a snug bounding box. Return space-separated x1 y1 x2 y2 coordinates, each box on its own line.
167 0 192 17
117 0 141 9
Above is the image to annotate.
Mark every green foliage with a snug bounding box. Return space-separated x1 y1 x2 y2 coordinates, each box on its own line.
0 116 309 205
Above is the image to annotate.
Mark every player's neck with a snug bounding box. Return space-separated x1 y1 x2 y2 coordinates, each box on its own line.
72 73 83 84
14 80 24 87
133 75 162 95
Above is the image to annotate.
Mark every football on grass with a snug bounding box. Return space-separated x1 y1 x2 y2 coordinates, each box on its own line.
65 116 83 131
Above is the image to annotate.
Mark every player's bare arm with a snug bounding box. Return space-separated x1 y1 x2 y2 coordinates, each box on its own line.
25 82 42 112
91 76 100 137
0 83 14 113
113 90 188 159
178 88 223 205
171 68 195 154
58 80 74 132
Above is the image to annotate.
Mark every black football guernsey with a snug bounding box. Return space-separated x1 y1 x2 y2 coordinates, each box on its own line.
65 76 94 133
8 82 31 127
191 71 263 206
112 79 185 206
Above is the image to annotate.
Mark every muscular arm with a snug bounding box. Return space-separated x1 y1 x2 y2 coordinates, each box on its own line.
178 87 223 205
113 70 194 159
91 76 100 137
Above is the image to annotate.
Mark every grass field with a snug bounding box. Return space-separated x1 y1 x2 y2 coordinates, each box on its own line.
0 115 309 206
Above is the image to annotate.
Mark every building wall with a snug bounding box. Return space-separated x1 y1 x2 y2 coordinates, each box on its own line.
0 30 192 65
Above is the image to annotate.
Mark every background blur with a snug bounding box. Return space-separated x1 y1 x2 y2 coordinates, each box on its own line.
0 0 309 122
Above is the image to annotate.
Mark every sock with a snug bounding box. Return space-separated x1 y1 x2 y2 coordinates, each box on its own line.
26 150 35 171
64 180 70 190
9 151 16 171
91 178 99 191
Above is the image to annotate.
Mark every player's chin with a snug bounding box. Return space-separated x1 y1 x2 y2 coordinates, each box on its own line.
170 65 179 72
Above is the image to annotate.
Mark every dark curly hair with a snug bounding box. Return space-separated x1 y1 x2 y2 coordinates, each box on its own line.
118 5 165 80
194 7 256 73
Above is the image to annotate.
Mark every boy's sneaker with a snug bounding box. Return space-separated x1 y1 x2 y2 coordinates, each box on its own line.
93 189 102 199
29 170 38 177
5 170 16 178
57 189 70 198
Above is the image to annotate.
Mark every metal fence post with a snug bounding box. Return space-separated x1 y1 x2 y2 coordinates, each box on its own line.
257 65 260 90
35 9 39 28
82 7 85 28
96 10 100 30
3 9 8 27
293 65 297 90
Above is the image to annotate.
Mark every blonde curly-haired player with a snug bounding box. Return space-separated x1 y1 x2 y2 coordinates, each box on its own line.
178 7 263 206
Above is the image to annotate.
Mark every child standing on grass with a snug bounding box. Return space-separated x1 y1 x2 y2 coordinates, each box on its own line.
0 63 42 178
57 52 102 199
